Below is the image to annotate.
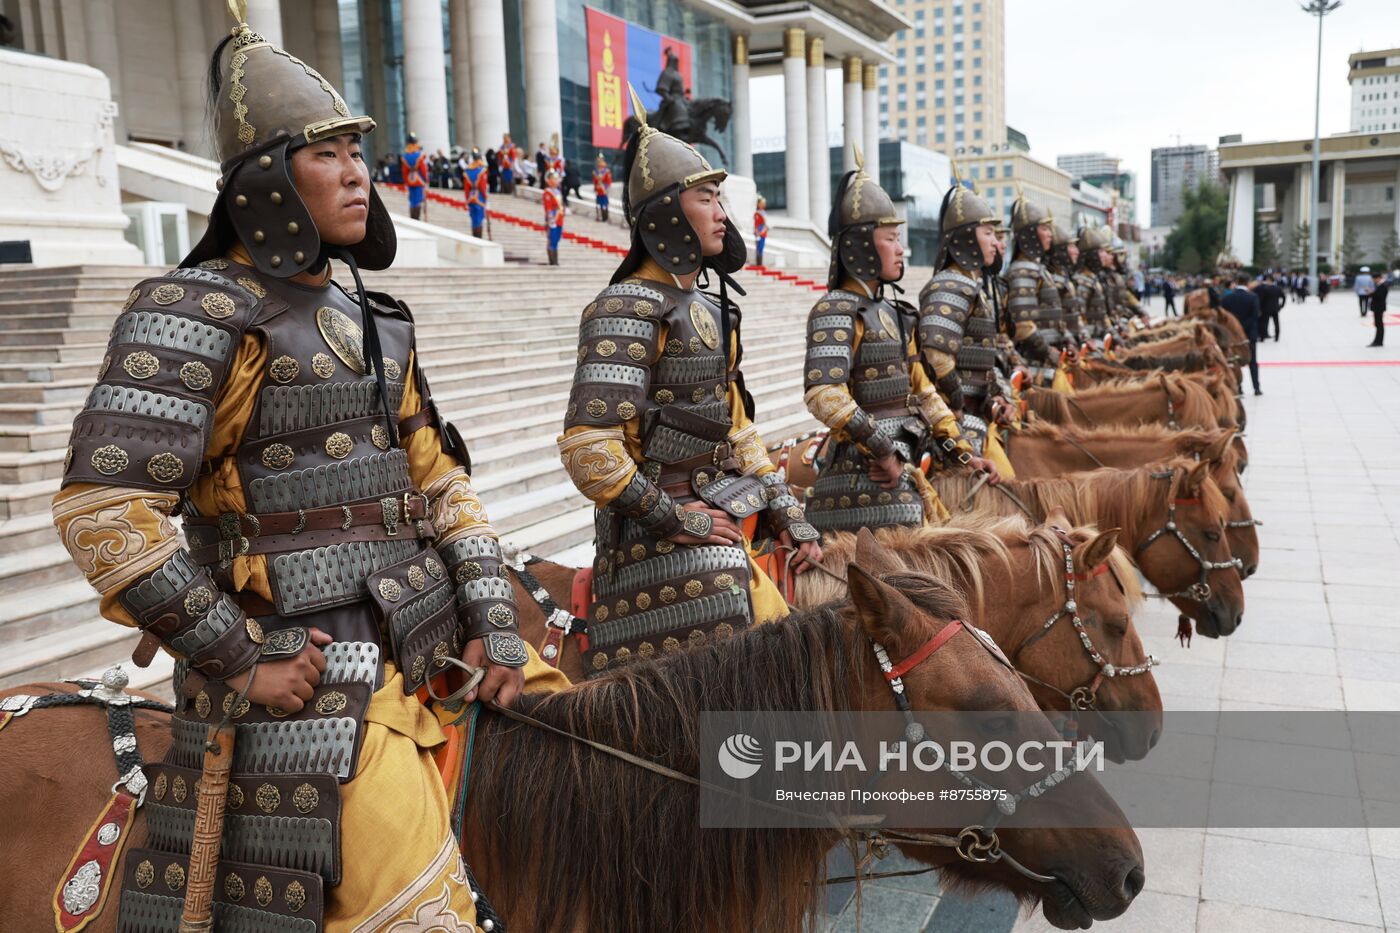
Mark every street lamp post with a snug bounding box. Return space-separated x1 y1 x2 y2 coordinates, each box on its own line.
1302 0 1341 291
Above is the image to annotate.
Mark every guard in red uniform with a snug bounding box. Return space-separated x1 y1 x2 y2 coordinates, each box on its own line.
543 170 565 265
400 132 429 220
754 195 769 267
593 152 612 222
463 147 489 239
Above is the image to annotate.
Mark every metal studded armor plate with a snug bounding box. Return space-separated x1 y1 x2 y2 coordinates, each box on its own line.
567 279 755 674
1076 271 1110 337
803 291 926 532
919 269 998 417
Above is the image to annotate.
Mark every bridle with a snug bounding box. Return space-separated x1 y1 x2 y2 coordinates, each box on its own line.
1016 531 1158 712
1136 470 1242 602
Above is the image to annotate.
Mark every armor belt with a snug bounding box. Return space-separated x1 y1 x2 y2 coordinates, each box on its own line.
807 440 925 532
185 494 433 564
118 852 320 932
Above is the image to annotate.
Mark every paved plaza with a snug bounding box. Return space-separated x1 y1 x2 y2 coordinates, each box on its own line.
820 293 1400 931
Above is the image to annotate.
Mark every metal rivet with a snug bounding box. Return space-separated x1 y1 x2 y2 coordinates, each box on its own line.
269 255 282 267
663 196 672 204
683 234 692 242
293 251 305 263
216 178 224 191
253 230 265 243
270 192 283 205
259 155 273 169
235 195 248 208
656 243 665 251
671 256 680 264
287 221 299 235
647 222 656 231
670 216 679 225
688 253 696 260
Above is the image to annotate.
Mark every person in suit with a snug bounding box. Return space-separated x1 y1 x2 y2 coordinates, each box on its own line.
1368 270 1391 347
1162 276 1177 316
1256 273 1287 341
1221 273 1262 395
1356 266 1376 317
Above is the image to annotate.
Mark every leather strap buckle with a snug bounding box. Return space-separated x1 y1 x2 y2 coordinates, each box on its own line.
712 442 733 467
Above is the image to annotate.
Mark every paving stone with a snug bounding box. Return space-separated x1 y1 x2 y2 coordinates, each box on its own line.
1196 901 1383 932
1200 834 1383 927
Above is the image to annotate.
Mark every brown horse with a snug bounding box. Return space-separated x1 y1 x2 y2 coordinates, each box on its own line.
511 519 1162 761
462 530 1145 932
1071 364 1242 430
1006 423 1259 577
0 533 1146 932
930 460 1246 637
792 515 1161 762
1023 374 1221 431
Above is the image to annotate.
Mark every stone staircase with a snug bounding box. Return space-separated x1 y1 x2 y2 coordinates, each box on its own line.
0 185 830 690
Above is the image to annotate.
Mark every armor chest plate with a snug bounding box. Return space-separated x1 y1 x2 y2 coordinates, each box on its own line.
642 287 733 463
851 299 911 408
226 276 419 616
956 292 997 374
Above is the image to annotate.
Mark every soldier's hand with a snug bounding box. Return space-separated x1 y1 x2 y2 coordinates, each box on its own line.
1061 346 1080 366
967 456 1001 486
227 627 331 713
780 529 823 574
991 398 1018 427
867 453 904 489
672 502 744 547
460 637 524 709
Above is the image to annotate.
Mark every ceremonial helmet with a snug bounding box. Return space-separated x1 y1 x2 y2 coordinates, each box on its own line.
183 0 394 277
614 85 745 282
934 164 998 272
596 151 608 166
827 143 904 289
1010 186 1053 263
1049 222 1077 272
1076 225 1111 272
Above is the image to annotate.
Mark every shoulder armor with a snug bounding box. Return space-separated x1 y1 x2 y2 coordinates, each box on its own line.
804 291 863 389
918 272 978 355
564 283 667 428
61 271 258 492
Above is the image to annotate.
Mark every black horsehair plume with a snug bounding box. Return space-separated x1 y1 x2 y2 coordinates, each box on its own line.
206 35 234 118
829 170 856 239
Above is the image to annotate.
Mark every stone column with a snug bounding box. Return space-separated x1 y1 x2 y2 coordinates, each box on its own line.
312 0 344 93
244 0 284 48
57 0 88 64
523 0 563 149
1227 166 1255 266
782 28 809 222
1329 161 1346 270
363 0 389 140
83 0 125 141
862 63 880 184
806 36 830 226
731 34 752 177
174 0 210 155
842 56 862 172
402 0 452 154
468 0 510 147
448 0 473 147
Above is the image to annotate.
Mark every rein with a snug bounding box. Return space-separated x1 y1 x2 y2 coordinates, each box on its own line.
1136 470 1242 602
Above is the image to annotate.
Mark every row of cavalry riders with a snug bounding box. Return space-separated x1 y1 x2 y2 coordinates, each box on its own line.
0 39 1261 933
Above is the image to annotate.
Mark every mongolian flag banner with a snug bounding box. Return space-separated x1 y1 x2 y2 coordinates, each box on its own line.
585 6 693 149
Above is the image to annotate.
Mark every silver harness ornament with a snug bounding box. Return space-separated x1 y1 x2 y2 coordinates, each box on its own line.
1137 471 1243 602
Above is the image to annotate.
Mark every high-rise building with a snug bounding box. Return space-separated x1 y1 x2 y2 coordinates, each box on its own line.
1151 144 1219 228
880 0 1006 152
1059 152 1137 235
1349 47 1400 132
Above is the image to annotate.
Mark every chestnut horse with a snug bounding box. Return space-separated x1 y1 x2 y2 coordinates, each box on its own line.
1023 374 1221 431
1006 423 1258 577
0 533 1146 932
460 530 1147 931
930 460 1246 637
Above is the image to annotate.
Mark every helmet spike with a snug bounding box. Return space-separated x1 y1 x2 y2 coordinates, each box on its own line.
226 0 247 25
853 142 865 173
627 84 648 128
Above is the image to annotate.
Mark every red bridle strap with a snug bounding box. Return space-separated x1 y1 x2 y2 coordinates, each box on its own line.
1071 562 1111 582
885 620 966 681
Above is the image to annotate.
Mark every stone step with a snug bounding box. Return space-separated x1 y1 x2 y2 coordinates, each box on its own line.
0 423 71 453
0 509 64 556
0 541 85 593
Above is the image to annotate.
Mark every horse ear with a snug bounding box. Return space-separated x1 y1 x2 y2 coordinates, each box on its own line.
1202 428 1236 464
846 561 920 650
1075 528 1121 573
1161 374 1185 405
1045 505 1072 531
853 527 903 580
1185 459 1212 495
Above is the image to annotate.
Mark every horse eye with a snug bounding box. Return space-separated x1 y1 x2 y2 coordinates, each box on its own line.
1204 530 1221 542
1223 490 1236 503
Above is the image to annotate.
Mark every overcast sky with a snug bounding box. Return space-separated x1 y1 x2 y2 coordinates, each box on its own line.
752 0 1394 227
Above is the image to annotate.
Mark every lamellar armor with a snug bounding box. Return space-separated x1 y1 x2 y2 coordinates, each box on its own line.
919 181 1003 455
804 153 965 532
1048 223 1084 346
1003 194 1063 381
1075 225 1113 339
559 92 814 674
57 9 523 930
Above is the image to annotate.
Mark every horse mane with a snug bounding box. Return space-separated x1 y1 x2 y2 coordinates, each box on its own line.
1023 386 1075 422
468 581 969 933
1067 374 1218 428
1016 422 1243 475
1122 350 1208 372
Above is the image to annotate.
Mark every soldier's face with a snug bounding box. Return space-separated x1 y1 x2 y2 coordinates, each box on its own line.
874 225 905 281
974 223 998 267
1098 248 1114 268
1037 223 1053 252
681 183 728 257
1068 243 1080 264
291 134 369 247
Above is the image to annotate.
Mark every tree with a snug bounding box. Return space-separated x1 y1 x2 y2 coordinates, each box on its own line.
1288 222 1311 269
1253 217 1280 270
1379 229 1400 271
1337 224 1363 273
1163 180 1228 272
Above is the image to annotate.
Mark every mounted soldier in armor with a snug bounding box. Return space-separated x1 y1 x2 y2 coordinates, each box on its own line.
1075 225 1115 341
918 177 1017 479
50 4 562 928
802 148 995 534
556 88 820 675
1003 191 1066 386
1048 222 1088 350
